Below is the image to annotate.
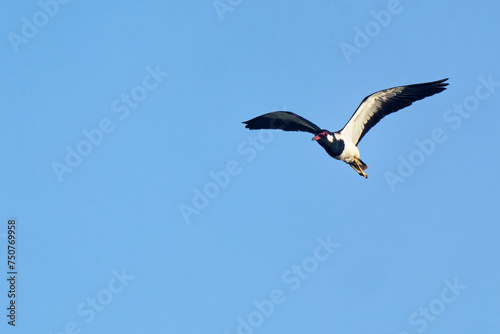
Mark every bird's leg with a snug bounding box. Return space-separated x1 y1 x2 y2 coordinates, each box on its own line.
350 158 368 178
349 163 361 174
356 159 368 178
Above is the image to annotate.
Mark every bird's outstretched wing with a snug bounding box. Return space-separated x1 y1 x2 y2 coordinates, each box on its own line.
340 78 449 145
243 111 321 134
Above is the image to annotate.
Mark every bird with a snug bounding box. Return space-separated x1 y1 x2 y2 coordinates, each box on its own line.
243 78 448 178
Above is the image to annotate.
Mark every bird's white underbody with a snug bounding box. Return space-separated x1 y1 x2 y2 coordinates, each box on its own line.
332 132 360 164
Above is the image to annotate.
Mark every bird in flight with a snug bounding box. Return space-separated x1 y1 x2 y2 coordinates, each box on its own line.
243 78 448 178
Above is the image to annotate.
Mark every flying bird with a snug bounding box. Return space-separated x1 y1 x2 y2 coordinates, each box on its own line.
243 78 448 178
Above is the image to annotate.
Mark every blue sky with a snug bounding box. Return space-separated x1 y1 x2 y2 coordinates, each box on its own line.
1 1 499 333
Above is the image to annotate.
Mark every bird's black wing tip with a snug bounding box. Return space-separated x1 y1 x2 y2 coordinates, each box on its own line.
430 78 449 91
242 122 254 129
437 78 449 86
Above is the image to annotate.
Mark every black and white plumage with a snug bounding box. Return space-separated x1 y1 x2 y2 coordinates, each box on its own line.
243 78 448 178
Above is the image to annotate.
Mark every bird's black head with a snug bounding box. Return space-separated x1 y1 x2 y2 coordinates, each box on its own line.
312 130 331 141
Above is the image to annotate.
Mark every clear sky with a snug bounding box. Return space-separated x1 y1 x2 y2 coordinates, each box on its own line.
1 1 499 333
